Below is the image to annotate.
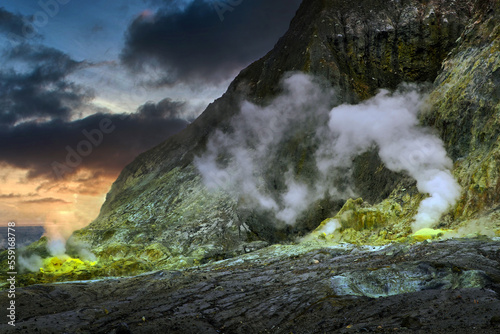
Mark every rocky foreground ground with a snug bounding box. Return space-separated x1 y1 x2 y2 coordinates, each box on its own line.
2 238 499 333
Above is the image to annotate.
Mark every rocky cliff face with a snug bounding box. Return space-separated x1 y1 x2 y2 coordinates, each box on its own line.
11 0 500 285
426 8 500 223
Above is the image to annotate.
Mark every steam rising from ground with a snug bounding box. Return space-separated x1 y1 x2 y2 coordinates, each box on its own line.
19 221 96 272
195 73 335 224
322 88 462 231
195 73 461 232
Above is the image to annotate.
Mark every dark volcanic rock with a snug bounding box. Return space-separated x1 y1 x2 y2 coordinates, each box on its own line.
1 238 499 333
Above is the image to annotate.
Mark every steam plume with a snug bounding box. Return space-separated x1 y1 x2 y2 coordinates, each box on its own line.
321 87 462 231
195 73 461 232
195 73 335 224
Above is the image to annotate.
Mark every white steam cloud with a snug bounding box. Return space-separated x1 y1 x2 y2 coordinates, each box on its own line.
19 221 96 272
321 88 462 231
319 219 341 235
195 73 335 224
195 73 461 232
18 254 43 273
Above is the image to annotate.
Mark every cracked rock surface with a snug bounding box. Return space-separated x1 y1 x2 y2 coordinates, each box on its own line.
2 238 499 333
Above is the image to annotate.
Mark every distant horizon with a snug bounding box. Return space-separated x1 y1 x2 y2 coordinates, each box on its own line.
0 225 45 249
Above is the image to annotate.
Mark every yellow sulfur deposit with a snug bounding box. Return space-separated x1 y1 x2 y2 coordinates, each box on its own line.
411 228 450 242
40 256 97 274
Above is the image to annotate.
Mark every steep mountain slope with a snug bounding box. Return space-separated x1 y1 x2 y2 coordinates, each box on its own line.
425 8 500 223
10 0 500 284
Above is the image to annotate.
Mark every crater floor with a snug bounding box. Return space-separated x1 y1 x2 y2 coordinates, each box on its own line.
2 238 499 333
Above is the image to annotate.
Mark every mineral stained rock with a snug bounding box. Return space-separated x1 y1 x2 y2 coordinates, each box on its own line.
1 238 499 333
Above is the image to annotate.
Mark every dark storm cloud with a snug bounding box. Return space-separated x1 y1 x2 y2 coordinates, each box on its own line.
0 7 41 41
90 24 104 33
21 197 70 204
121 0 302 84
0 4 190 181
0 193 37 199
136 97 185 119
0 98 189 179
141 0 187 9
0 43 93 126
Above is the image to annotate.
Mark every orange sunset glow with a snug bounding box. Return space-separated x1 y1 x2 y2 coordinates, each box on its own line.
0 165 114 233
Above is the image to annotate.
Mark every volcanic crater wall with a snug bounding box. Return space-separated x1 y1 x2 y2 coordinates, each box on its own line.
63 0 499 271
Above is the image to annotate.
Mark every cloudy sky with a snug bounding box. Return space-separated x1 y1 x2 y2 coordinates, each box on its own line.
0 0 301 232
